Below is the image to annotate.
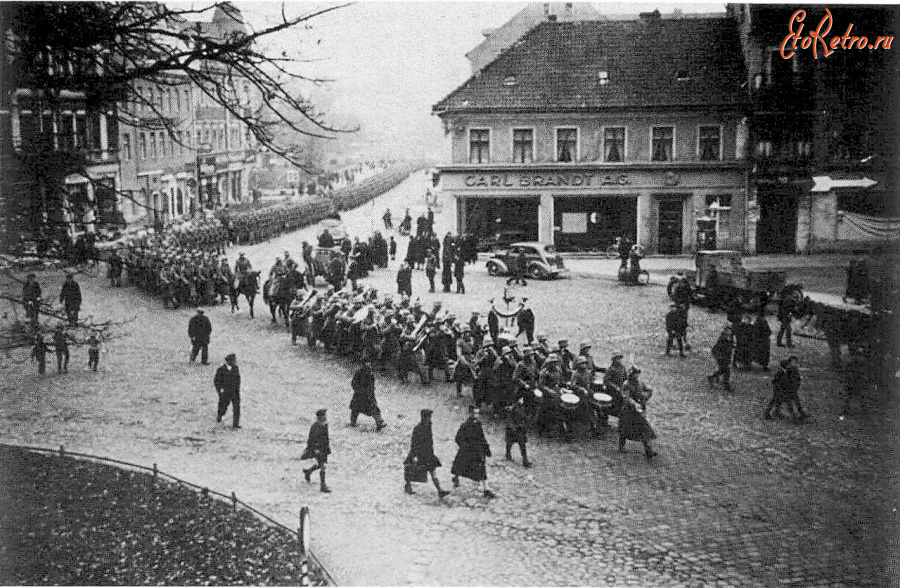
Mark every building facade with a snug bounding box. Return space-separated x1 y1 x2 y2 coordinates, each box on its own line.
434 15 750 254
732 3 900 253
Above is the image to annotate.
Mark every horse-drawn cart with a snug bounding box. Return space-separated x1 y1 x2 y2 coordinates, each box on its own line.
684 250 787 310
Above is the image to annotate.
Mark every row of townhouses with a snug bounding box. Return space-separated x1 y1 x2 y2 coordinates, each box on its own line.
0 3 259 244
433 4 899 254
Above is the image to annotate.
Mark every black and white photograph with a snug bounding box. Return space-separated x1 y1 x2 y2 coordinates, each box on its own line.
0 1 898 586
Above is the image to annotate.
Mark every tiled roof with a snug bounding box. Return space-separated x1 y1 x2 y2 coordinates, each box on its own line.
434 18 748 113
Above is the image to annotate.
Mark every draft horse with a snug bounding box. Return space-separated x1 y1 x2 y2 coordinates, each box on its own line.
231 271 260 318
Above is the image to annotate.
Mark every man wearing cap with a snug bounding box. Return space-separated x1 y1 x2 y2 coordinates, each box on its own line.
578 341 597 373
468 312 484 348
533 334 550 367
569 356 601 438
473 335 498 409
558 339 576 379
493 346 518 415
516 300 535 345
302 409 331 493
350 360 386 431
405 409 451 499
451 406 496 499
188 308 212 364
709 323 736 391
22 273 42 327
59 273 82 326
514 346 540 408
396 261 412 297
213 353 241 428
618 375 658 462
424 248 438 293
505 397 532 467
602 352 628 424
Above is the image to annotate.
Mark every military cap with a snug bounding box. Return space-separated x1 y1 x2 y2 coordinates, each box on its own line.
420 409 433 418
523 346 535 355
558 339 569 347
574 356 589 367
545 353 561 364
537 333 547 341
580 340 592 350
501 346 513 356
612 351 624 359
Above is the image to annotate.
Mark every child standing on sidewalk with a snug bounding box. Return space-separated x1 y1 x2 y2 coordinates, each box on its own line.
87 334 101 372
31 336 48 375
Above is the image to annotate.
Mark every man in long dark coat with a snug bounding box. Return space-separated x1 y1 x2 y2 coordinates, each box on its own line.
213 353 241 428
59 273 82 326
302 408 331 493
404 409 451 499
451 406 496 498
516 302 535 345
188 308 212 364
708 324 735 391
350 361 386 430
22 273 42 326
505 398 532 467
750 309 771 370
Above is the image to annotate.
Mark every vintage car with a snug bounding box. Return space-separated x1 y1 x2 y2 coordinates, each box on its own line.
311 246 345 281
682 250 787 308
486 242 569 280
320 218 348 243
477 229 529 253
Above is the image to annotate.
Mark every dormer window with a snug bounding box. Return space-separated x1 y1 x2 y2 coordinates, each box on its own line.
503 76 517 87
676 70 690 81
598 70 609 86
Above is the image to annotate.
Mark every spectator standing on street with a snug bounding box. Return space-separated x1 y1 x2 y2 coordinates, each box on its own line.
708 324 735 391
59 273 82 326
87 334 101 372
107 249 123 287
389 236 397 261
618 235 632 269
404 409 451 499
396 261 412 297
31 335 48 375
776 287 799 348
507 249 528 287
350 360 386 430
665 303 687 357
22 273 42 327
451 406 496 499
425 249 437 293
765 356 807 421
213 353 241 428
441 253 454 293
302 408 332 493
188 308 212 364
751 309 772 370
516 301 535 345
454 255 466 294
52 323 71 374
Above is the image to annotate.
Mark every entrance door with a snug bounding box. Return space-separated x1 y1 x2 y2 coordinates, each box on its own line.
658 199 683 254
757 187 800 253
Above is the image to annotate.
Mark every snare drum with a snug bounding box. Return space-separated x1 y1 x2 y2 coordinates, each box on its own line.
532 388 543 400
592 392 613 408
560 392 580 411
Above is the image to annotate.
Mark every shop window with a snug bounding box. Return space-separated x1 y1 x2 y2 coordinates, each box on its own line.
651 126 673 161
512 129 533 163
469 129 490 164
698 125 721 161
556 127 577 162
705 194 732 243
604 127 625 162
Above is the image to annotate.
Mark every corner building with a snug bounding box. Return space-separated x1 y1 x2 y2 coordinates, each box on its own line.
433 14 750 253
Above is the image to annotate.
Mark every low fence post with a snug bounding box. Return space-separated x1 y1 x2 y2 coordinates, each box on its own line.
299 507 311 586
231 491 238 512
59 445 65 457
152 463 158 478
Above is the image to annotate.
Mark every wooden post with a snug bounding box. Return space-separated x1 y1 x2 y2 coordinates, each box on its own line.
59 445 65 457
231 491 238 511
152 463 158 478
298 507 311 586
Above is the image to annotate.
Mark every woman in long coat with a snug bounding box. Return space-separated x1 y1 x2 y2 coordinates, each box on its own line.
349 361 385 430
451 407 496 498
404 409 450 499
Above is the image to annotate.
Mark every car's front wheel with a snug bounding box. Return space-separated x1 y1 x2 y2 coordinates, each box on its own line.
528 265 545 280
487 262 502 276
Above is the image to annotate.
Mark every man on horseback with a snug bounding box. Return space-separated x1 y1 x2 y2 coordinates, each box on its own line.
235 252 252 280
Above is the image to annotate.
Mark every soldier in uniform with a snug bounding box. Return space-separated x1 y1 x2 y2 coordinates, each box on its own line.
505 398 532 467
709 324 736 391
473 335 498 411
235 252 252 278
453 326 477 398
216 257 234 304
602 352 628 425
302 408 332 493
665 303 688 357
569 356 601 438
558 339 576 379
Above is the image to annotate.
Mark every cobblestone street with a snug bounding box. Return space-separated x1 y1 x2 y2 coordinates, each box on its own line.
1 176 897 587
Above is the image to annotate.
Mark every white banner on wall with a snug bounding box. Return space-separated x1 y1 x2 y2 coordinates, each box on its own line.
561 212 587 234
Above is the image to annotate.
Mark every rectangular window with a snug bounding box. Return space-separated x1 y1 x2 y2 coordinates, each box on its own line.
167 88 174 112
512 129 533 163
139 132 147 159
604 127 625 162
148 88 155 113
651 126 674 162
469 129 490 164
698 125 721 161
19 111 37 147
161 132 169 157
60 113 75 151
122 133 131 160
74 113 87 149
556 128 577 162
150 132 157 158
196 129 202 147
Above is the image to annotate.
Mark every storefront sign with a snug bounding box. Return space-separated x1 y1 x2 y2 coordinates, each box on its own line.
463 173 629 188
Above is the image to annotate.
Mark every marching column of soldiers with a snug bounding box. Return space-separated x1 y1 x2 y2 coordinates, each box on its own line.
222 199 334 246
288 286 659 461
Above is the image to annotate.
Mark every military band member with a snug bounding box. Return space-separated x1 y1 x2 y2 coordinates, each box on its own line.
302 408 332 493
